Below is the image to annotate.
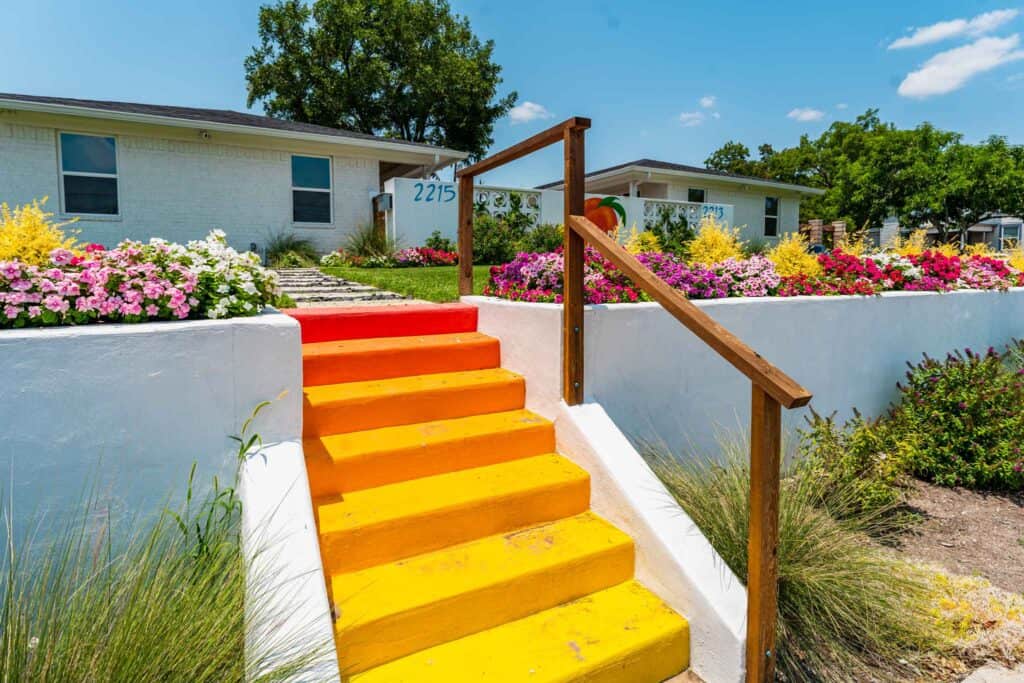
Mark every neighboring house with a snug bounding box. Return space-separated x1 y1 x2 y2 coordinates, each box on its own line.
965 212 1022 250
537 159 825 242
0 93 467 253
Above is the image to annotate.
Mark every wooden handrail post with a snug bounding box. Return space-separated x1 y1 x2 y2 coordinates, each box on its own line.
562 124 585 405
457 174 474 296
746 384 782 683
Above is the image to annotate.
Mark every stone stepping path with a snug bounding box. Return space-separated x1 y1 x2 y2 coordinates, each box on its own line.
274 268 410 307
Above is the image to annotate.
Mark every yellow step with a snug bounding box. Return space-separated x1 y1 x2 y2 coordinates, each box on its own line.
304 409 556 496
333 512 634 674
350 580 690 683
316 454 589 575
303 368 525 436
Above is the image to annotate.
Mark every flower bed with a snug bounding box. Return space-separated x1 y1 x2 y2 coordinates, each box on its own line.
484 247 1024 304
0 231 279 328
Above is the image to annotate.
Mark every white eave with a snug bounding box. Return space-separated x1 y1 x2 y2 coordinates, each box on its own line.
0 97 469 164
547 164 827 196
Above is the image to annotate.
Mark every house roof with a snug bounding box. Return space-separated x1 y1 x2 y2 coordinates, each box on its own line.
0 93 468 164
536 158 825 195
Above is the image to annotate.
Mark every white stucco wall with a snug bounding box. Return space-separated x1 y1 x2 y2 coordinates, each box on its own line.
0 309 336 678
0 310 302 536
470 288 1024 458
0 119 379 254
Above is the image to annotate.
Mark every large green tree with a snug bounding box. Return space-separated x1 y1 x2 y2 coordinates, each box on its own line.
705 110 1024 238
245 0 517 159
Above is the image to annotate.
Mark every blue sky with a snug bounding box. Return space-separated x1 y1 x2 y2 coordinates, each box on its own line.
4 1 1024 186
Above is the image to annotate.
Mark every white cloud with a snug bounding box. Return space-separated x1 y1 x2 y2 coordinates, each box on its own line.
888 9 1018 49
508 101 553 124
836 102 849 110
678 111 706 127
786 107 825 122
898 34 1024 97
699 95 716 108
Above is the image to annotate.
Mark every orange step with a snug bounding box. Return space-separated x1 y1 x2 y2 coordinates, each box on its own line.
302 332 500 386
304 409 555 496
284 303 477 343
303 368 525 436
314 454 590 575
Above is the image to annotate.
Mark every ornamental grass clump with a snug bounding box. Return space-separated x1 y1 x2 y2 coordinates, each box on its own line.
0 198 78 267
0 481 323 681
686 217 744 266
649 438 945 682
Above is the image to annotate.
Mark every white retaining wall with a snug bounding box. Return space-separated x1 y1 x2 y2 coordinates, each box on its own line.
469 289 1024 456
470 289 1024 682
0 309 337 679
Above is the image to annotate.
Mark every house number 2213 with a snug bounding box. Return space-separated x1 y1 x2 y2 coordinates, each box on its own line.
413 182 456 203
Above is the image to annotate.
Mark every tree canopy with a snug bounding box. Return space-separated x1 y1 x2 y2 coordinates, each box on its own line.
705 110 1024 238
245 0 517 160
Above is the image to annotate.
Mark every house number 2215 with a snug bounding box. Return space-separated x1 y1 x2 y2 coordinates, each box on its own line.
413 182 457 203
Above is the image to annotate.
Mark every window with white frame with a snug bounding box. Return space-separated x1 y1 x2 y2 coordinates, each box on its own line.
291 155 332 224
59 133 119 215
764 196 780 237
687 188 706 203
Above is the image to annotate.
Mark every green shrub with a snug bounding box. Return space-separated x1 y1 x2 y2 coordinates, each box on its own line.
646 206 694 255
265 232 317 268
271 250 315 268
883 343 1024 490
424 230 456 253
472 213 524 265
796 410 906 521
516 223 564 254
648 438 944 682
343 223 398 259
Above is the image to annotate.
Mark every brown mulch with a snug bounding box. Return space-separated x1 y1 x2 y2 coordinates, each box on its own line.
893 480 1024 594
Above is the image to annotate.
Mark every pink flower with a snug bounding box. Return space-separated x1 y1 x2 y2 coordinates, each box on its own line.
49 248 75 266
42 295 69 314
27 306 41 318
146 304 160 316
3 305 19 320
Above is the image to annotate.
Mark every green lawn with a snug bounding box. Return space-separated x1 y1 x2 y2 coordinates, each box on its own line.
321 265 492 302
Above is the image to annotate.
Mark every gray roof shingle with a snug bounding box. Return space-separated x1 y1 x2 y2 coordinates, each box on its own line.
0 92 456 154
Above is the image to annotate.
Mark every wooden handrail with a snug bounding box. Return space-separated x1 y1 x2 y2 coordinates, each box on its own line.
456 117 808 683
456 117 592 178
566 215 812 409
456 117 591 296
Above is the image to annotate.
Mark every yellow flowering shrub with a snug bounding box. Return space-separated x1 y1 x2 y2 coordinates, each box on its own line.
0 198 78 265
836 233 870 257
623 224 661 254
962 242 994 257
933 242 960 257
1006 242 1024 271
891 229 928 257
687 217 744 265
767 232 821 277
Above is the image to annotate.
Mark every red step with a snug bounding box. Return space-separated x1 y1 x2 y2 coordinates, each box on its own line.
282 303 478 343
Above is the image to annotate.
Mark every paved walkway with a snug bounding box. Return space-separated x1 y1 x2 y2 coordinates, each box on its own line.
275 268 415 308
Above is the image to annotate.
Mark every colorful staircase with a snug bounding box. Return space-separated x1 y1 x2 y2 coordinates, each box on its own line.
288 303 690 682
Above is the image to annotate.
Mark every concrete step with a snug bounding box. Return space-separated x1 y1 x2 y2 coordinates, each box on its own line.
304 408 555 495
331 512 634 674
314 453 590 575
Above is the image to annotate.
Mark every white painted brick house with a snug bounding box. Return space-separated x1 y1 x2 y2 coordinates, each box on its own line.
0 93 467 254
